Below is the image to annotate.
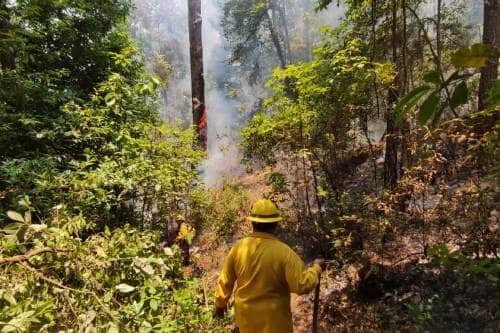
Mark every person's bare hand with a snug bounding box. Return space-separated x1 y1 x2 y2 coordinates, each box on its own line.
314 258 326 270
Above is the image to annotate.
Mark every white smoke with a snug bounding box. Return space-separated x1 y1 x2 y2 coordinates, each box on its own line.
131 0 347 187
201 0 246 186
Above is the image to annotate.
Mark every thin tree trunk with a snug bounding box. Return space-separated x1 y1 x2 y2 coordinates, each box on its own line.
279 0 292 63
266 9 286 69
384 0 399 190
408 6 458 117
309 156 328 235
400 0 410 179
402 0 408 93
478 0 499 111
188 0 207 149
436 0 442 68
0 0 15 70
304 1 313 62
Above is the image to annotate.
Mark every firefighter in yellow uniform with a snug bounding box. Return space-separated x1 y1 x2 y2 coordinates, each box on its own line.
214 199 325 333
174 214 195 266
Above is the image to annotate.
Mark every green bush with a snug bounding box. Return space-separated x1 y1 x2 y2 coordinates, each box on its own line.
0 206 227 331
194 181 249 241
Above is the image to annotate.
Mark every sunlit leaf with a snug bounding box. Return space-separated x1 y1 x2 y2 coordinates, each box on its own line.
2 290 17 305
7 211 25 223
116 283 135 294
150 299 158 311
108 323 120 333
139 321 153 333
395 85 432 123
451 43 499 68
106 98 116 107
163 247 174 256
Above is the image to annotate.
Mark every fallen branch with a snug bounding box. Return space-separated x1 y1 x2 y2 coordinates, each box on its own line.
0 247 68 266
20 263 119 324
391 252 424 266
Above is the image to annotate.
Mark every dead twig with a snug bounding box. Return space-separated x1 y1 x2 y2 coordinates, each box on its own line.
0 247 68 266
20 263 119 324
390 252 424 266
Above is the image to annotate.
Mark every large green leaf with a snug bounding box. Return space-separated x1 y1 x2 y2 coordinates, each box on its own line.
7 211 24 223
116 283 135 294
418 92 440 125
443 71 470 86
450 82 469 109
395 85 432 123
488 80 500 105
423 70 441 85
451 44 499 68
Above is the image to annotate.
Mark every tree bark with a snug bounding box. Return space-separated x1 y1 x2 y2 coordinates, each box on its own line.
304 1 313 61
436 0 442 68
266 1 286 69
278 0 292 63
0 0 15 70
188 0 207 149
384 0 399 190
478 0 499 111
400 0 411 180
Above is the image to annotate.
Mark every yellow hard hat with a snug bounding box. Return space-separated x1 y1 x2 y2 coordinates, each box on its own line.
247 199 283 223
175 214 186 222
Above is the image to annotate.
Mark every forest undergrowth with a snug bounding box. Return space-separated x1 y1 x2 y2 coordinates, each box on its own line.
1 0 499 332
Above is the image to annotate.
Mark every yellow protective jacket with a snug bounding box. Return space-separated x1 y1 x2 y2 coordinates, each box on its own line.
215 232 322 333
175 222 196 243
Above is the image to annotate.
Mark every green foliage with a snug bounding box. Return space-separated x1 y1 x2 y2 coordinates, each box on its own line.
488 80 500 105
0 0 134 159
0 2 216 330
395 70 470 126
396 43 500 126
0 0 204 231
315 0 334 11
242 36 393 167
194 181 249 240
266 172 289 198
222 0 270 65
429 244 500 283
406 295 441 327
417 91 440 125
0 206 224 331
394 85 432 123
451 43 500 68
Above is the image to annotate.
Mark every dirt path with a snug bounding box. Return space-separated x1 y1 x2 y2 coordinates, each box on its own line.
190 172 329 332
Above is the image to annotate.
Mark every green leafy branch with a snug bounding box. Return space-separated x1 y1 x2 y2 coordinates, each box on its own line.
396 44 499 126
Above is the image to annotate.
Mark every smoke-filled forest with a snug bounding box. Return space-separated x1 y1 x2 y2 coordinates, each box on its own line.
0 0 498 332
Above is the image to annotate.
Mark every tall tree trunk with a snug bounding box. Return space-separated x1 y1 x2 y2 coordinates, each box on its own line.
304 1 313 61
188 0 207 149
478 0 499 111
266 1 286 69
278 0 292 63
436 0 442 67
0 0 15 70
304 19 312 61
400 0 410 177
384 0 399 190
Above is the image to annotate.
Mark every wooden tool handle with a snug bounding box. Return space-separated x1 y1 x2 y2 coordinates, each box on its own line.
312 273 321 333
